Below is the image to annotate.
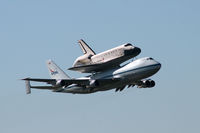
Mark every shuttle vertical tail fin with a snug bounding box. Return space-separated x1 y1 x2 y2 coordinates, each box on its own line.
78 39 96 55
46 60 70 79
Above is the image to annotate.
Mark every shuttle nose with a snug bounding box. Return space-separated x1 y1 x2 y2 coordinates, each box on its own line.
124 46 141 56
134 47 141 55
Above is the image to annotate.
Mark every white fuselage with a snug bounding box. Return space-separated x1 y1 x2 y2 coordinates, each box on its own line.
73 43 141 67
60 57 161 94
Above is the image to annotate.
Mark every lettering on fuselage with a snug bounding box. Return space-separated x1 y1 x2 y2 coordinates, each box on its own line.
93 48 123 63
51 71 58 75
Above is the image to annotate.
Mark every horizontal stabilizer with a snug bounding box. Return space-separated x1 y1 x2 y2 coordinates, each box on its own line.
22 78 56 83
31 86 59 90
22 77 89 86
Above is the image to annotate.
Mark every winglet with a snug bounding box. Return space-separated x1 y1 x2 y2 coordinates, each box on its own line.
25 80 31 94
78 39 96 55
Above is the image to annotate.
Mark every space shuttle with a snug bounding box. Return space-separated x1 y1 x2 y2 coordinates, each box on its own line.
68 39 141 73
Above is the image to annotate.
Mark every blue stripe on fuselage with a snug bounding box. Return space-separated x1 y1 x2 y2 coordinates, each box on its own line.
99 64 160 79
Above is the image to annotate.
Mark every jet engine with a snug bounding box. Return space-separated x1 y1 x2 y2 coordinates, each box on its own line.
55 80 67 87
137 80 155 88
89 80 99 88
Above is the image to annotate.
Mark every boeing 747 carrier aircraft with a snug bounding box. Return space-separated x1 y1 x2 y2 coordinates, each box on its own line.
22 57 161 94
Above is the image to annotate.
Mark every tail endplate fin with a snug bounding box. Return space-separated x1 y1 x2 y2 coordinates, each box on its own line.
25 80 31 94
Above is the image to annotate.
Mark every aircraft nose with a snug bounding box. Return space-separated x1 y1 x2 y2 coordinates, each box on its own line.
156 62 161 70
134 47 141 55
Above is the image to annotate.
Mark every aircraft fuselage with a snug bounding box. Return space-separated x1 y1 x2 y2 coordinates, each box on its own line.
71 43 141 73
60 57 161 94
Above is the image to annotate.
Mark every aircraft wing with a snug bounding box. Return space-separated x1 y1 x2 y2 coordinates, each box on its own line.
22 77 120 86
22 77 121 94
22 78 90 85
22 77 90 94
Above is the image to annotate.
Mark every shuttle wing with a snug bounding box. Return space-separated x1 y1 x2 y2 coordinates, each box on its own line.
68 61 120 73
68 58 121 73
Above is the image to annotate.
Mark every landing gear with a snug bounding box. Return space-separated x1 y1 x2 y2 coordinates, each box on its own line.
115 88 120 92
127 84 135 88
115 86 126 92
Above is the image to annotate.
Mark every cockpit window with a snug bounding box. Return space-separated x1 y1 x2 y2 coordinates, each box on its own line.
147 57 154 60
124 43 132 47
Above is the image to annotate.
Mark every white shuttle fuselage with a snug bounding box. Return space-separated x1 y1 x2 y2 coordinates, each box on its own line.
69 40 141 73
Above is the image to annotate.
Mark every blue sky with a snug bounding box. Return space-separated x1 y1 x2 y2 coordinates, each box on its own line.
1 0 200 133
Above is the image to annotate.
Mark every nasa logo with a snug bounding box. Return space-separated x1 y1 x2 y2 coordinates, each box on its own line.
49 68 58 75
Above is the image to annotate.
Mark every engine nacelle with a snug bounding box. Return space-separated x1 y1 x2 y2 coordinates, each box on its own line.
56 80 66 87
149 80 155 87
89 80 99 88
138 80 155 88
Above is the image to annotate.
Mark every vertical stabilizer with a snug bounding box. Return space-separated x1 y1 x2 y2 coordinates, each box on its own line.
46 60 70 79
78 39 96 55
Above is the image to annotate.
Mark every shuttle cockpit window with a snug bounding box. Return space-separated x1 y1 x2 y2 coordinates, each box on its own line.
124 43 132 47
147 57 154 60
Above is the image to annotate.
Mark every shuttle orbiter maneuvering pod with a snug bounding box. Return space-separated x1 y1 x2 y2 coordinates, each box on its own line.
68 39 141 73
